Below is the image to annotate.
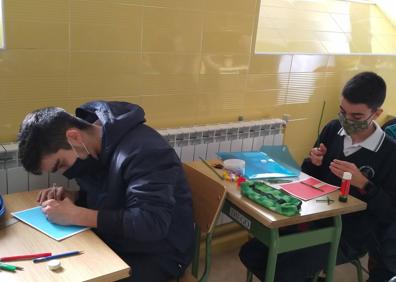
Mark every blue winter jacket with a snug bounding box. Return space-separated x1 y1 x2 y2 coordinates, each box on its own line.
74 101 194 277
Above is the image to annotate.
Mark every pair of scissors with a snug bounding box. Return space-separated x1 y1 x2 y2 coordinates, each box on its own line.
315 196 334 205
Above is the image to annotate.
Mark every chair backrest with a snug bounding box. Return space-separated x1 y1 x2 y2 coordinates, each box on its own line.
183 163 227 234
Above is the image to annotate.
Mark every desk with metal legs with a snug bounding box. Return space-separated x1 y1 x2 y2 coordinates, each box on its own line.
186 161 366 282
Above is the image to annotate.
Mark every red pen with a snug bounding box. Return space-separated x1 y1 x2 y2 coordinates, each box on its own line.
0 253 52 262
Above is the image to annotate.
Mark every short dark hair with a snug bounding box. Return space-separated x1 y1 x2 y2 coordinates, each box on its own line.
18 107 92 174
342 71 386 110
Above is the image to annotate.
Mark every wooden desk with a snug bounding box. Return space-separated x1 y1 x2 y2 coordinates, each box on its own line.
0 191 130 282
186 161 367 282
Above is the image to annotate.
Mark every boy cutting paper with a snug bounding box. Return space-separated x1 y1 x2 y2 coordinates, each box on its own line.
17 101 194 282
239 72 396 281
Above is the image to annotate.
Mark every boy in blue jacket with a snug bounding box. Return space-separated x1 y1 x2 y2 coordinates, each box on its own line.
18 101 194 282
239 72 396 281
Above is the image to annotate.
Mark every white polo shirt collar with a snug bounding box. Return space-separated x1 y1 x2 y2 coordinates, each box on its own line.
338 121 385 156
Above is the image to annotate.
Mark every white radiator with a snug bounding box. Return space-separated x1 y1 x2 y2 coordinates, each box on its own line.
0 118 286 218
158 118 286 225
158 118 285 162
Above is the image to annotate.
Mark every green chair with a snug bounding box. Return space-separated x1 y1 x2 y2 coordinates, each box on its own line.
175 164 227 282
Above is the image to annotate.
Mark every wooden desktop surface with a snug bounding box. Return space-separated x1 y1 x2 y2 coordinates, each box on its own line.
0 191 130 282
186 161 367 228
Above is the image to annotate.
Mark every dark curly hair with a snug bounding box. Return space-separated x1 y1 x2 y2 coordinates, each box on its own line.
18 107 92 174
342 71 386 110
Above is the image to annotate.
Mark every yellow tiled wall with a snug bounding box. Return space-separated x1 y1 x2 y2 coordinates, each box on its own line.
0 0 395 164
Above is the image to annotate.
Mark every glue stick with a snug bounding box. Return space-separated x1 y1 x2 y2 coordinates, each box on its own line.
339 172 352 202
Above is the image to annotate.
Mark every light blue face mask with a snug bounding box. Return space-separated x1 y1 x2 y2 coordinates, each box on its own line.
338 112 374 135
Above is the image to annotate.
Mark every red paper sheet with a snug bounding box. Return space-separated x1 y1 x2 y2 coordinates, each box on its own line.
279 176 339 201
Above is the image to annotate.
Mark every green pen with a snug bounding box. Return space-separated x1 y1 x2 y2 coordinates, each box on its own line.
0 262 23 272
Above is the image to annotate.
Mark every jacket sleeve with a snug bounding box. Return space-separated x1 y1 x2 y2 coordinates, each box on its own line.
96 148 181 241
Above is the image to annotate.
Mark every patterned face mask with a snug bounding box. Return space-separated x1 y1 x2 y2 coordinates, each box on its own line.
338 112 374 135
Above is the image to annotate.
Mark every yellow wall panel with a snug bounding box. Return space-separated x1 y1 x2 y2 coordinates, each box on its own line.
5 0 69 23
245 89 284 108
196 91 247 124
1 76 68 101
71 24 141 51
199 75 246 93
142 54 201 75
144 0 202 10
202 31 252 54
142 7 202 53
70 0 141 26
140 74 198 96
200 54 249 75
0 50 68 75
69 74 141 98
142 94 197 128
203 0 257 14
70 52 141 75
204 13 254 33
5 21 68 49
70 1 142 51
246 73 289 91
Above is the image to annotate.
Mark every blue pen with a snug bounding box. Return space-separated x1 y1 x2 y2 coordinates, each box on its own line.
33 251 83 263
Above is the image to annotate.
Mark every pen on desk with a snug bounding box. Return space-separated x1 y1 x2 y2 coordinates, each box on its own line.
300 181 325 192
0 262 24 271
0 252 52 262
33 251 83 263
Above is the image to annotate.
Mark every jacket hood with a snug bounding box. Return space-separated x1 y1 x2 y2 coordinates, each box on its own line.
76 101 146 163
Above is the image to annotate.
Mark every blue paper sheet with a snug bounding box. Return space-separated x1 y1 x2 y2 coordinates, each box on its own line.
217 151 299 180
260 145 301 175
12 206 89 241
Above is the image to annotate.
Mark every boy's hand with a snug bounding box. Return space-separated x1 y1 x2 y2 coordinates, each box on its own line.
37 186 66 204
41 198 79 225
309 143 327 166
329 159 368 189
